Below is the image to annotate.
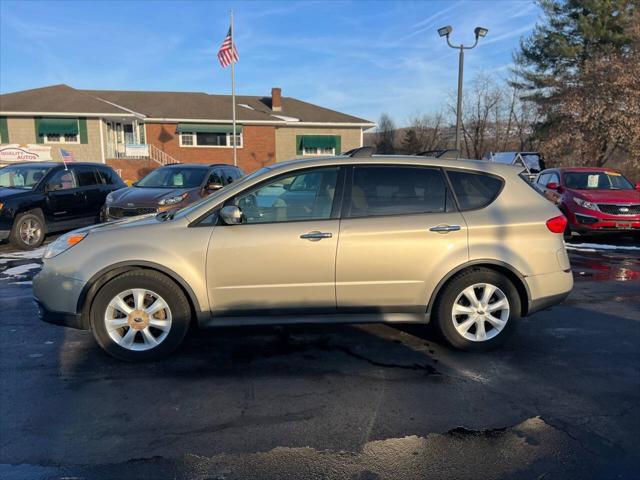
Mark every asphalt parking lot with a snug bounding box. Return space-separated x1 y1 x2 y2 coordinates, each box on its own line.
0 235 639 480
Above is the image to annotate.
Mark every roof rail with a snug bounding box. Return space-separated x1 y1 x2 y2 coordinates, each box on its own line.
415 149 459 159
343 146 374 158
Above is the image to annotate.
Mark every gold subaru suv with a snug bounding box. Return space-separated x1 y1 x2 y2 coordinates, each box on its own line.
33 152 573 361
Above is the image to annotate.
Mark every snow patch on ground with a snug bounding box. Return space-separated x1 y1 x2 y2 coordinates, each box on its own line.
565 242 640 252
2 263 42 277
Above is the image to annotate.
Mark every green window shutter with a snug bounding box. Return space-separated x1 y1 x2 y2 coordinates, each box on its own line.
300 135 337 149
296 135 303 155
335 136 341 154
37 118 79 135
34 118 43 144
0 117 8 144
79 118 88 144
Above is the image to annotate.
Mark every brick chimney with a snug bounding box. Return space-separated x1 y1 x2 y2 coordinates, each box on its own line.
271 87 282 112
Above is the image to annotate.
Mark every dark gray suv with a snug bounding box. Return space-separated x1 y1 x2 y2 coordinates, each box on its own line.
104 163 243 220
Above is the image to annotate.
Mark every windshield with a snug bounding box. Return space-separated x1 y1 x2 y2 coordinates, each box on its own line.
172 166 272 220
564 171 634 190
137 167 207 188
0 165 51 189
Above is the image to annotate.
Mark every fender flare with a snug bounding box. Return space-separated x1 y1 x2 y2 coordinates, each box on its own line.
426 259 532 318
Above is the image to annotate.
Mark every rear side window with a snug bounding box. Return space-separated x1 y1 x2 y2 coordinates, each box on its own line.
446 170 503 211
74 166 100 187
347 166 453 218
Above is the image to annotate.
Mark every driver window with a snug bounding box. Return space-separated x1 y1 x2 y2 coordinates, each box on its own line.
232 167 339 224
47 170 77 191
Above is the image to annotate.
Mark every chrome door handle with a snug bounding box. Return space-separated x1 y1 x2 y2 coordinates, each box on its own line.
300 231 333 240
429 225 461 233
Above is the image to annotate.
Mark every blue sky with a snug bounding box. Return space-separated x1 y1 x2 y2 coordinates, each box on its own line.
0 0 540 125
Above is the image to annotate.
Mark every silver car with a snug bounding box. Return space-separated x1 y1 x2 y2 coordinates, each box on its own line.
33 152 573 361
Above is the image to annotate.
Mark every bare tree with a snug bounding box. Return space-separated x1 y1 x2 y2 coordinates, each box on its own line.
406 112 447 153
375 113 396 154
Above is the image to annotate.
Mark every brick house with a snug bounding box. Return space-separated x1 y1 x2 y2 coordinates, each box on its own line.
0 84 374 181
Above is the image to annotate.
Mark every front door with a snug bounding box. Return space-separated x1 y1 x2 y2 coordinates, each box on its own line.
206 167 342 315
336 165 468 314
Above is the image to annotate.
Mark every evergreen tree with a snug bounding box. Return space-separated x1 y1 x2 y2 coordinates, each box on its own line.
402 129 421 154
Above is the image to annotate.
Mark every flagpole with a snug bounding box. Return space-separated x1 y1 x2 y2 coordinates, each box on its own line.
230 10 237 167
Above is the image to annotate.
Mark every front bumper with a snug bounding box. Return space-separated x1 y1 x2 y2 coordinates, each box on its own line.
0 229 9 241
33 267 88 330
566 208 640 233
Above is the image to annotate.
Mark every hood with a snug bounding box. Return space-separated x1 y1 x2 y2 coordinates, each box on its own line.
109 186 195 207
570 188 640 204
0 187 33 201
73 213 165 236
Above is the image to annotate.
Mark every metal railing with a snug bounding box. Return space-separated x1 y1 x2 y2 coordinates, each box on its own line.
148 144 180 165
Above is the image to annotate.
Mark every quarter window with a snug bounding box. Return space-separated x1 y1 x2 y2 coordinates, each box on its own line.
232 167 339 224
347 166 451 218
446 170 503 211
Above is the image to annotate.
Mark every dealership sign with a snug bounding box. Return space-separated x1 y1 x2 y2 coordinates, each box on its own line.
0 144 53 163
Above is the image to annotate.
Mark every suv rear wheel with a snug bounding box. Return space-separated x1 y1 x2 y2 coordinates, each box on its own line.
90 270 191 361
434 268 520 351
10 211 45 250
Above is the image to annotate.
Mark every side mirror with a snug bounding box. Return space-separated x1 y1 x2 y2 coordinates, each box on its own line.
132 181 138 187
220 205 243 225
207 182 224 192
546 182 559 191
282 183 290 191
635 183 640 191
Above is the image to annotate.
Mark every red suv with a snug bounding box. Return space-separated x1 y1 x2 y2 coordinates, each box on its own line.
535 167 640 237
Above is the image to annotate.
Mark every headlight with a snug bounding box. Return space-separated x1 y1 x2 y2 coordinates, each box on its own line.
158 193 187 206
43 232 88 259
105 192 115 204
573 197 599 211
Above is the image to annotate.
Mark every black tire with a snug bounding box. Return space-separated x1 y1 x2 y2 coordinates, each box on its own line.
9 211 45 250
90 269 192 361
433 268 521 352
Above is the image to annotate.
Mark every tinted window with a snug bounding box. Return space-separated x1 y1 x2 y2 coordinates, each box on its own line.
548 173 560 185
97 167 120 185
447 170 503 211
207 169 224 185
47 169 77 191
223 167 241 184
348 166 450 218
74 166 100 187
233 167 339 224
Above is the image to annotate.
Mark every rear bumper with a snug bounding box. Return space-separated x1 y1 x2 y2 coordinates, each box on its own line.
524 269 573 316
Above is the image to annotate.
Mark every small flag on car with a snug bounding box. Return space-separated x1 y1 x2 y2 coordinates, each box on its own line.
60 148 74 168
217 27 239 68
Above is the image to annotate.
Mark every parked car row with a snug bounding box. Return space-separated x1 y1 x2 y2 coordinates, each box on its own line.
0 162 244 249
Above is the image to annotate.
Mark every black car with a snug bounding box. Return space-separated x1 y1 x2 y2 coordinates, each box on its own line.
105 163 243 220
0 162 126 250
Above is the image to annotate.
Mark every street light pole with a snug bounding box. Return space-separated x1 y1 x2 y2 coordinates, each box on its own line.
438 26 488 156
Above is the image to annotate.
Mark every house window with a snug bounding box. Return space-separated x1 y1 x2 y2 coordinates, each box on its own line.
44 133 79 144
303 146 335 156
179 131 243 148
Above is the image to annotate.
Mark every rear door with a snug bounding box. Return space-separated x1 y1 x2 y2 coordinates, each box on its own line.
335 165 468 315
71 165 104 224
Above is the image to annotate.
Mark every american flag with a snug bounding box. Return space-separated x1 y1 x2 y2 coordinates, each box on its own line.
60 148 74 163
217 27 239 68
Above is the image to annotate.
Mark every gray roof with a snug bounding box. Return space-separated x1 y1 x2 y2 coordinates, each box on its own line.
1 84 373 125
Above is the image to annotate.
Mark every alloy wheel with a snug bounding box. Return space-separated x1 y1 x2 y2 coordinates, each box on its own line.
104 289 173 351
19 219 42 246
451 283 510 342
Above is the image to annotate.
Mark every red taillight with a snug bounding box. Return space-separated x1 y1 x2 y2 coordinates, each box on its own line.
546 215 568 233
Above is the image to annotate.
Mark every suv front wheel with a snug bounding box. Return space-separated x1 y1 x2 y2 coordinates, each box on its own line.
434 268 521 351
90 270 191 361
